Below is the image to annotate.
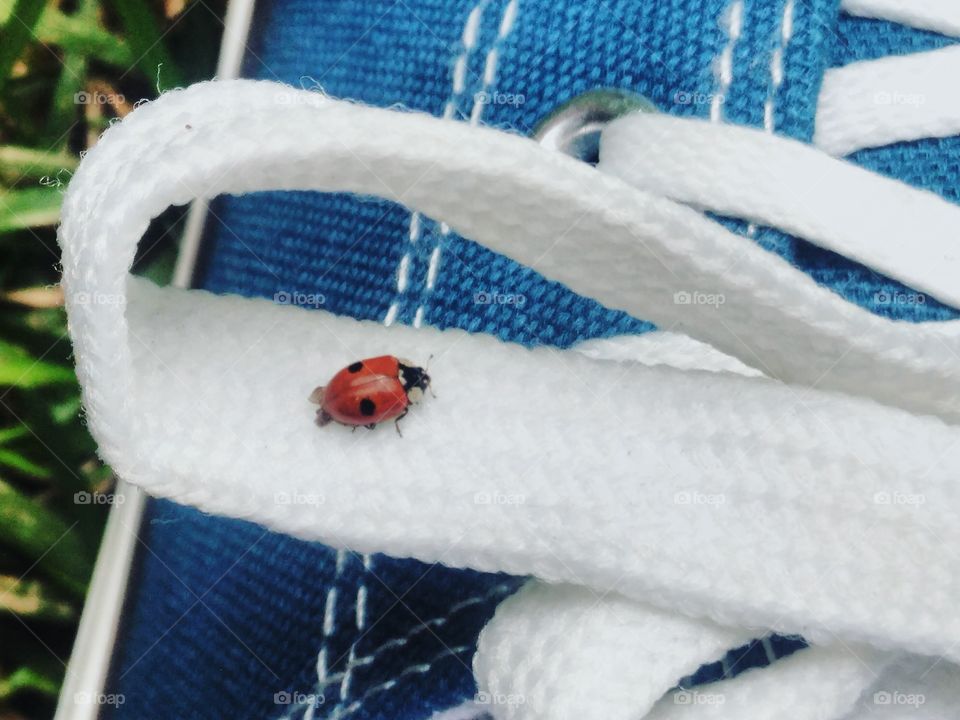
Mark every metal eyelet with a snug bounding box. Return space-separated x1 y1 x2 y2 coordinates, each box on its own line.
532 89 658 165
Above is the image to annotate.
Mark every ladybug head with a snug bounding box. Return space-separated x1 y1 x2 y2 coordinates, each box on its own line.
397 361 431 397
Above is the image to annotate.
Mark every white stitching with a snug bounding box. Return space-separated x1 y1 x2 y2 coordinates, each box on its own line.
384 210 423 327
332 645 474 720
750 0 794 238
339 553 373 704
468 0 517 124
396 253 411 294
457 2 485 88
764 0 795 132
384 0 487 328
355 574 369 636
412 0 519 329
383 301 400 327
712 0 744 123
715 0 748 239
761 635 778 665
314 582 515 688
299 549 346 720
425 246 442 291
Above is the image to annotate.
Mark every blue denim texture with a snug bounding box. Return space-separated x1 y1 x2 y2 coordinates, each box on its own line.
110 2 958 718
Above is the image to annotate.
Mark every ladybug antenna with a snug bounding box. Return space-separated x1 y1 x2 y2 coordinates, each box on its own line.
425 354 437 398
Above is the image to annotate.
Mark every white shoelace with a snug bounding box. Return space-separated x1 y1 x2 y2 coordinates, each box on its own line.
841 0 960 38
58 21 960 720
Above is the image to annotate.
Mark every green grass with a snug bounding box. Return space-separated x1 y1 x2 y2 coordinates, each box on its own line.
0 0 223 715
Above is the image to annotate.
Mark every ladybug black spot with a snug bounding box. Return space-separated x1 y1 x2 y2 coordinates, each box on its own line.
359 398 376 417
348 361 364 373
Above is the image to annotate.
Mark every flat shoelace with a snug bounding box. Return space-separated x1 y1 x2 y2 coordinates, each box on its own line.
58 50 960 719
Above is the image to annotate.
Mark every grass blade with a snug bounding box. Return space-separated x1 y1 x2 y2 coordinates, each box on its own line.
0 448 53 479
0 0 46 93
0 425 30 444
45 52 87 141
0 147 77 182
37 8 135 67
0 187 63 233
0 478 92 597
107 0 184 87
0 339 75 387
0 666 60 700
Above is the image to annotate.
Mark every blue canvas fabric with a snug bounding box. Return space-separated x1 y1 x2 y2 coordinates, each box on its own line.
111 500 521 719
832 15 955 64
109 3 958 718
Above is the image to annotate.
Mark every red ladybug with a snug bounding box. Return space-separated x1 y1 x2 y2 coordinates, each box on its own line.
309 356 431 436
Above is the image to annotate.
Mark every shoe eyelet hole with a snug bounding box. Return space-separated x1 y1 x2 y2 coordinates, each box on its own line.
532 88 658 165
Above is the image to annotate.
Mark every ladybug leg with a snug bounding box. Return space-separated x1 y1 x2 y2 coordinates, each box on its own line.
365 423 377 430
393 407 409 437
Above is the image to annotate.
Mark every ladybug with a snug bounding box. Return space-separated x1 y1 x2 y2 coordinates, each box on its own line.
309 356 431 436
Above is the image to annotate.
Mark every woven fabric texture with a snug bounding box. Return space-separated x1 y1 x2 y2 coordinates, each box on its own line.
98 3 959 719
